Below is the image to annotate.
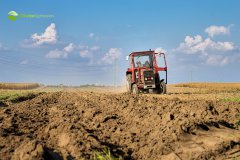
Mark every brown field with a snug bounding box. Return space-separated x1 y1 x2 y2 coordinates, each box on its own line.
0 83 40 90
0 83 240 160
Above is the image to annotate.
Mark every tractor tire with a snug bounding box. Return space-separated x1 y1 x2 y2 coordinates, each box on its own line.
126 74 132 93
132 84 139 94
160 82 167 94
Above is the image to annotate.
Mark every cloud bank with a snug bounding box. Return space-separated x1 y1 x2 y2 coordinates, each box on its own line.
176 35 235 54
175 24 238 66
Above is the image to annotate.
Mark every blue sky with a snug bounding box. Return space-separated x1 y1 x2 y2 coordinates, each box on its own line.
0 0 240 85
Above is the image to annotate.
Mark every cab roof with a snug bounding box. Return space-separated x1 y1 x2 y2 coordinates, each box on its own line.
129 50 155 56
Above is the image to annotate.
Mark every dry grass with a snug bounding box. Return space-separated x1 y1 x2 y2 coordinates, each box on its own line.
174 82 240 93
0 83 40 90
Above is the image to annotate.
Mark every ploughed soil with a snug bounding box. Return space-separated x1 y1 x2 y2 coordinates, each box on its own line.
0 88 240 160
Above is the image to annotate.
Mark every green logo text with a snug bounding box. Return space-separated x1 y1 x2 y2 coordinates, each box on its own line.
8 11 54 21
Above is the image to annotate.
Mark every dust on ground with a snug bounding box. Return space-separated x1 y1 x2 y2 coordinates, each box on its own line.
0 85 240 160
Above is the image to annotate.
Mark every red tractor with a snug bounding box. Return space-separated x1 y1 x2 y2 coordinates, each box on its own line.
126 50 167 94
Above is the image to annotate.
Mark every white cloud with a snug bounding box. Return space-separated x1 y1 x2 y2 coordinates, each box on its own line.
101 48 122 64
89 33 95 38
46 43 74 59
63 43 75 52
214 41 235 51
79 50 91 58
90 46 100 51
205 25 232 37
20 59 28 65
30 23 57 46
176 35 235 54
155 47 167 54
78 45 100 58
206 55 229 66
46 49 66 59
175 24 238 66
88 33 100 41
46 43 99 59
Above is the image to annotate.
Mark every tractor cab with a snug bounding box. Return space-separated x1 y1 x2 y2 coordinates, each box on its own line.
126 50 167 94
133 53 153 69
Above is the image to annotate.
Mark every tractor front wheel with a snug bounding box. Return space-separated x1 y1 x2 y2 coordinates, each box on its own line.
126 74 132 93
132 84 139 94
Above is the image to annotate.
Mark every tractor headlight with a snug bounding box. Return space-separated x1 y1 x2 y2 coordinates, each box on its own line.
145 78 147 81
151 77 154 80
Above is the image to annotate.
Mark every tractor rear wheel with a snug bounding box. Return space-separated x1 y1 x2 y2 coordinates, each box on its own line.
126 74 132 93
155 82 167 94
160 82 167 94
132 84 139 94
